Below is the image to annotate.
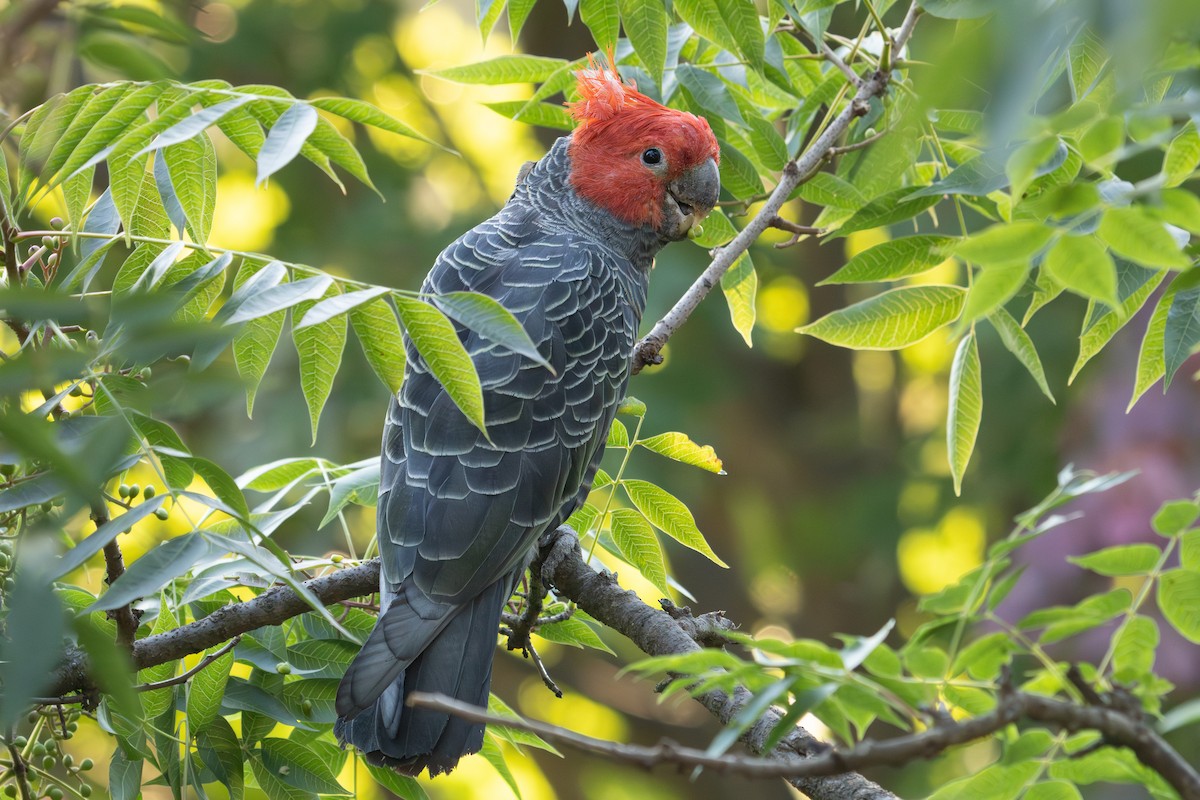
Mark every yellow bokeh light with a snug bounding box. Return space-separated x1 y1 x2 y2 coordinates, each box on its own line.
844 227 890 259
898 480 940 524
758 275 810 333
852 350 895 394
901 331 955 375
899 374 947 436
208 170 291 252
518 676 628 743
897 506 986 595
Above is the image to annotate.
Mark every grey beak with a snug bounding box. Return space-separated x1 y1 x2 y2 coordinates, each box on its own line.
668 157 720 219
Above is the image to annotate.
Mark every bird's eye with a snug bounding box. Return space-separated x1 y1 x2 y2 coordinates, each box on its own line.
641 148 663 166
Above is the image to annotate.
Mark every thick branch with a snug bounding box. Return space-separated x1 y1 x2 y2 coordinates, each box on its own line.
90 502 139 649
631 2 923 373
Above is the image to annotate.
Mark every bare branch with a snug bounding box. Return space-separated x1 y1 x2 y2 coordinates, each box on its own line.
134 636 241 693
631 2 924 373
90 502 139 649
820 42 861 86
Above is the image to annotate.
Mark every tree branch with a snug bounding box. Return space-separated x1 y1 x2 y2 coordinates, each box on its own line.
89 502 139 649
630 2 923 373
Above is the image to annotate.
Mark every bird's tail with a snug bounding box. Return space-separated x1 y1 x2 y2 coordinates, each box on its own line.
334 576 511 776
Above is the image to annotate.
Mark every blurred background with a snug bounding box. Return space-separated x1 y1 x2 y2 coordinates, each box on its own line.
2 0 1198 797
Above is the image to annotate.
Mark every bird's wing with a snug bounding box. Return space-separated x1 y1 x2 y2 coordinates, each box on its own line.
377 216 638 607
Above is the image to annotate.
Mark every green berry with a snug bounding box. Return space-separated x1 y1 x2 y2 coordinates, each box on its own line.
142 485 156 499
12 736 26 747
40 502 53 513
79 786 91 798
331 554 343 564
62 755 72 769
275 662 292 675
687 222 705 240
47 786 63 800
41 236 54 248
46 253 58 267
3 784 16 797
301 700 313 715
80 759 93 772
50 217 64 229
0 464 15 477
42 756 55 770
118 484 131 498
128 484 140 497
66 722 77 733
154 508 169 521
138 367 151 381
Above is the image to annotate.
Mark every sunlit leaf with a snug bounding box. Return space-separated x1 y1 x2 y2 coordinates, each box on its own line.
1112 615 1158 678
351 298 406 395
1164 121 1200 188
293 281 348 442
424 56 568 85
832 189 940 238
623 479 728 567
617 0 668 84
1152 499 1200 537
1068 543 1162 576
821 235 953 285
186 645 234 731
395 296 487 436
798 285 966 349
1043 233 1117 305
609 508 671 597
988 308 1054 403
580 0 620 50
960 261 1029 325
257 102 319 186
720 251 756 346
676 65 744 125
133 96 252 158
434 291 552 370
310 96 435 145
1163 275 1200 391
1158 569 1200 643
1099 206 1191 270
947 332 982 496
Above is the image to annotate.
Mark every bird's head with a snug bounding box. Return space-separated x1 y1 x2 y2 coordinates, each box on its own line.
567 58 720 241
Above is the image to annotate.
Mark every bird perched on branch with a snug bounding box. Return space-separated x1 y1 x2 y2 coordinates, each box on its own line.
334 57 720 775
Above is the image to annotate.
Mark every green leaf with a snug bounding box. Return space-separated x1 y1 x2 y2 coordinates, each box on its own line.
797 172 865 209
1164 122 1200 188
820 235 954 285
395 296 487 436
186 645 233 731
258 103 319 186
618 0 668 85
676 65 744 125
109 749 144 800
949 631 1013 680
486 693 562 756
637 431 724 473
484 101 575 132
1158 569 1200 643
926 763 1041 800
1068 543 1162 576
162 133 217 244
62 165 94 230
1163 277 1200 391
351 298 406 395
716 0 764 71
51 496 167 579
295 287 390 330
717 139 764 198
673 0 741 63
798 285 966 350
42 83 132 181
18 86 94 198
435 291 553 371
745 111 788 172
1112 615 1158 678
580 0 620 49
832 188 940 238
310 96 434 145
960 261 1030 325
916 0 1001 19
1151 499 1200 537
536 616 616 655
366 764 429 799
622 479 727 566
720 251 757 346
1043 234 1117 305
259 738 350 795
306 115 381 196
0 557 64 727
1024 782 1083 800
226 275 333 325
133 96 252 158
947 333 982 496
89 532 211 612
952 222 1055 265
988 308 1054 402
287 639 358 678
690 207 738 248
479 736 522 800
196 717 244 800
1128 274 1188 410
609 507 671 597
425 55 568 85
78 31 174 79
248 750 309 800
1099 206 1191 270
233 261 287 416
138 596 179 718
1069 26 1107 101
293 281 348 442
188 456 251 519
1182 529 1200 572
607 419 629 448
1070 266 1166 383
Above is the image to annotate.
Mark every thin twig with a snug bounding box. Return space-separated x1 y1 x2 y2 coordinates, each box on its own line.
820 42 861 85
767 216 823 249
631 2 923 373
4 730 31 800
134 636 241 692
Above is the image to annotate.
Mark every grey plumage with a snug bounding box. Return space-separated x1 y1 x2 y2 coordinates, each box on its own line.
334 136 666 775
